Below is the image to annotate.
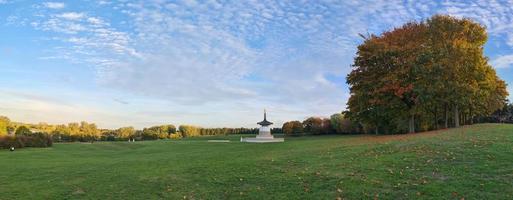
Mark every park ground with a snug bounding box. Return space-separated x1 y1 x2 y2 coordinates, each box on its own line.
0 124 512 199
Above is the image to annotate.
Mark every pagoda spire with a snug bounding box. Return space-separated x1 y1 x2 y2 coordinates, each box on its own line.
257 109 273 126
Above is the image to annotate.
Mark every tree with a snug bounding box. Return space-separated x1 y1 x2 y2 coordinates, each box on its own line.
116 127 135 139
0 116 10 136
80 121 100 141
144 124 177 139
302 117 323 135
165 125 177 134
282 121 303 136
52 124 71 141
346 31 411 134
425 15 487 128
15 126 32 136
179 125 200 137
330 113 360 134
346 15 508 134
321 118 332 134
330 113 345 134
141 128 159 140
68 123 80 136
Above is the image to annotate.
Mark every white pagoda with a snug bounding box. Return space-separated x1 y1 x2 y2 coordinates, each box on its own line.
241 110 284 143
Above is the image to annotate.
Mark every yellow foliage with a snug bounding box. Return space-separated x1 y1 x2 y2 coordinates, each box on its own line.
169 133 182 139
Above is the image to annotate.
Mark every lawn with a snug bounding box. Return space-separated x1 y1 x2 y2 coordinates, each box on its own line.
1 124 512 199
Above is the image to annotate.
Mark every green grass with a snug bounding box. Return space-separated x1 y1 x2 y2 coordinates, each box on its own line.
1 124 512 199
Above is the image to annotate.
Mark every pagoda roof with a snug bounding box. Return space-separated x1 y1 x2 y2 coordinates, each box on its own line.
257 110 273 126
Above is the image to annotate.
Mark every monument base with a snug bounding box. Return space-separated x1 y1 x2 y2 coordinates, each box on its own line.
241 137 284 143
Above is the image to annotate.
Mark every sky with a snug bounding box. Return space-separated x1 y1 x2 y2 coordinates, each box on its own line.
0 0 512 129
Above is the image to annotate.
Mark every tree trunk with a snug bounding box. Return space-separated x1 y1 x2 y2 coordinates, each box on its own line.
375 126 378 135
460 112 464 126
434 106 438 130
454 105 460 128
469 106 473 125
444 104 449 128
409 114 415 133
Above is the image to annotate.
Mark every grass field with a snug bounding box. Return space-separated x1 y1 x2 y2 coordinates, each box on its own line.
1 124 512 199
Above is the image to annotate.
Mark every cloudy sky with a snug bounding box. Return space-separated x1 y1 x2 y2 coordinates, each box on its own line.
0 0 512 129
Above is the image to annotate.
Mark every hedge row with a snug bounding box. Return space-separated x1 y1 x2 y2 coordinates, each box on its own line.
0 133 53 149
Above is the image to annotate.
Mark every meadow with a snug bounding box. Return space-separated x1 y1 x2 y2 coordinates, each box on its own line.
0 124 512 199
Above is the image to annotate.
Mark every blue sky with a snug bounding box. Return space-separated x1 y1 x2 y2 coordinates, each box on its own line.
0 0 512 129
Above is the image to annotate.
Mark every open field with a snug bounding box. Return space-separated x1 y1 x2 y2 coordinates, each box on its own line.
1 124 512 199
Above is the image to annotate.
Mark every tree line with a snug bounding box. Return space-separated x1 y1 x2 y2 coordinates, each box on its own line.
281 113 360 136
0 116 259 143
345 15 508 134
281 102 513 136
475 103 513 124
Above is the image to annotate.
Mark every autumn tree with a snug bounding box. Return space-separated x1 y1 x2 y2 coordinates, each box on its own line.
282 121 303 136
302 117 324 135
320 118 332 134
347 15 508 134
179 125 200 137
116 127 136 139
330 113 360 134
0 116 10 136
142 125 176 139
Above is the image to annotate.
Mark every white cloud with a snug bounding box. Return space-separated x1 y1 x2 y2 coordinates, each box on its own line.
34 18 86 34
43 2 65 9
31 10 138 61
10 0 513 127
97 0 110 5
57 12 85 20
88 1 353 107
492 55 513 69
87 17 105 26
